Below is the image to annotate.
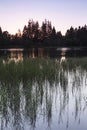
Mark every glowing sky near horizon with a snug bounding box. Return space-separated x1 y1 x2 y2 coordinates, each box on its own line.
0 0 87 35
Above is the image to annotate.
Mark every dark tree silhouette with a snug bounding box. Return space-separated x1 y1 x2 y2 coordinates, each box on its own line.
0 27 3 43
0 19 87 48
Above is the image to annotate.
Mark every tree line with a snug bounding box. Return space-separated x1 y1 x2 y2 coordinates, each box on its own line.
0 19 87 48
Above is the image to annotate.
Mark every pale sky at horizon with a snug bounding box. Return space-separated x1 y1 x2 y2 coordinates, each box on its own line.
0 0 87 35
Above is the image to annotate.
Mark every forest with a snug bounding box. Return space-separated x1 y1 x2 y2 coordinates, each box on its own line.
0 19 87 48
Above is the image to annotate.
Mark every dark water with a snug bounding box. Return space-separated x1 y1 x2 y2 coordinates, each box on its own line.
0 47 87 59
0 48 87 130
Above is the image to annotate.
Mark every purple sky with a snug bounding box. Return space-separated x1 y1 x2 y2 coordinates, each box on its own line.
0 0 87 34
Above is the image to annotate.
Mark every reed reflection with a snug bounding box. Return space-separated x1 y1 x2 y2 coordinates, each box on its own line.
0 58 87 130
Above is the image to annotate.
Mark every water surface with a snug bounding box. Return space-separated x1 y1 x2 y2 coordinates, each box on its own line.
0 49 87 130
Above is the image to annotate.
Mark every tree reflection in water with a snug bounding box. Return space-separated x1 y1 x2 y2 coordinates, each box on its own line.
0 58 87 130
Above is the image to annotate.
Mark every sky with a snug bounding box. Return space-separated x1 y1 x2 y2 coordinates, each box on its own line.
0 0 87 35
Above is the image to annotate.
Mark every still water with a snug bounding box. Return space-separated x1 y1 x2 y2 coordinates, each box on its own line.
0 48 87 130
